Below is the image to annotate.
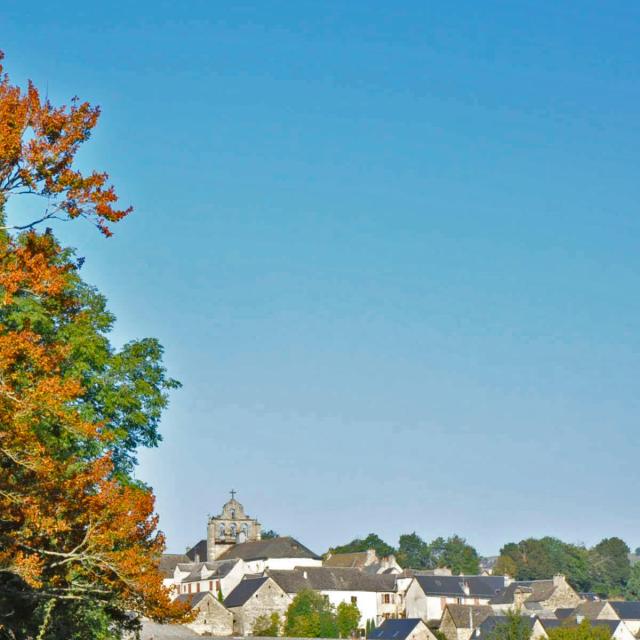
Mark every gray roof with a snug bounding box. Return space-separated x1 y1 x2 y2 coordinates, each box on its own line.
444 605 494 628
179 559 239 583
217 536 320 562
174 592 216 608
415 576 503 599
224 576 269 608
186 539 207 563
555 608 576 620
159 553 190 578
490 580 558 605
609 602 640 620
368 619 423 640
269 567 396 594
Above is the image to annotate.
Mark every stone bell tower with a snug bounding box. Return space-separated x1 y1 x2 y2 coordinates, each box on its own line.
207 490 262 561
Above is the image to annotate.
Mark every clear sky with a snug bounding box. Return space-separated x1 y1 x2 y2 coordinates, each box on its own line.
2 1 639 557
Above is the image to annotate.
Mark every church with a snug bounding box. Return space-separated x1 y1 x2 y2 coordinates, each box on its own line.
206 490 262 561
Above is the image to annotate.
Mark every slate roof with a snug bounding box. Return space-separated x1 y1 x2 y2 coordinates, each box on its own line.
490 580 557 605
574 601 610 619
159 553 190 578
556 608 576 620
269 567 396 594
224 576 269 608
471 615 539 639
444 605 494 628
217 536 321 562
415 576 503 599
325 551 371 569
609 602 640 620
368 619 423 640
180 559 238 583
186 539 207 563
174 592 216 608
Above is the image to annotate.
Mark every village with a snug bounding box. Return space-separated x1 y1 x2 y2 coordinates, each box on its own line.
155 495 640 639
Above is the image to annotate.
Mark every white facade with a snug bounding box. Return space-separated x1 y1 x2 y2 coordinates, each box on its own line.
404 579 490 622
173 559 246 600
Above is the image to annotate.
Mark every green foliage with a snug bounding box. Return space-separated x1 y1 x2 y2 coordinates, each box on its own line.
329 534 395 559
397 533 434 569
285 589 339 638
365 619 375 636
493 555 518 577
218 586 224 603
336 602 361 638
0 254 180 476
546 620 613 640
589 537 630 597
626 563 640 599
432 535 481 574
499 538 591 591
262 529 280 539
485 611 534 640
433 631 448 640
253 612 281 637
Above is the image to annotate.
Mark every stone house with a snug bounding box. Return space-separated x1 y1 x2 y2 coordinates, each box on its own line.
490 576 581 616
268 566 399 628
404 576 505 623
172 558 245 601
224 575 292 635
471 615 548 640
368 618 438 640
439 604 494 640
174 592 234 636
572 600 619 622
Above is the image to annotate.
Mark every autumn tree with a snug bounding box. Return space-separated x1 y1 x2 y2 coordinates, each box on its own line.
0 50 187 638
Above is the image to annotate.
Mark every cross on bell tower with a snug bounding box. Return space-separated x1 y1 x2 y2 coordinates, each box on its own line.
230 489 237 500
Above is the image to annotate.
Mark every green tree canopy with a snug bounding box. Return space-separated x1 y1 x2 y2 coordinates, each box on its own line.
485 611 534 640
328 533 395 558
589 537 631 597
336 602 361 638
432 535 481 575
285 590 339 638
253 612 281 637
397 533 434 569
546 620 612 640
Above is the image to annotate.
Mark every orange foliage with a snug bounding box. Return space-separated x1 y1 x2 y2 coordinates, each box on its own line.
0 50 131 236
0 50 188 623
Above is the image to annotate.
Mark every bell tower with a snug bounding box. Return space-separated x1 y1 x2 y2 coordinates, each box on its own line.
207 490 262 561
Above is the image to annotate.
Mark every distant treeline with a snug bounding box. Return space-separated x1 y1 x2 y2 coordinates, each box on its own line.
327 533 640 599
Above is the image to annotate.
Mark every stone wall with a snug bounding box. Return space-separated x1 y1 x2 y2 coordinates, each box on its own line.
230 579 292 635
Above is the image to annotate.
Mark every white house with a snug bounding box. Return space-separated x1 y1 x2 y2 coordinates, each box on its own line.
405 576 505 623
269 567 399 629
172 558 246 600
216 536 323 573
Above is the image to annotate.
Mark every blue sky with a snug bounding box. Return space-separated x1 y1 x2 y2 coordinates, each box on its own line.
2 1 640 556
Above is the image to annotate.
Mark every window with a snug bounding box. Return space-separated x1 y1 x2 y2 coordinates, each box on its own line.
351 596 358 604
188 584 192 594
197 583 200 592
230 509 236 519
209 581 213 591
230 523 237 537
383 594 391 604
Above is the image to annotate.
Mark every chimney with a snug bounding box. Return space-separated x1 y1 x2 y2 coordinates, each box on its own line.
513 588 526 610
